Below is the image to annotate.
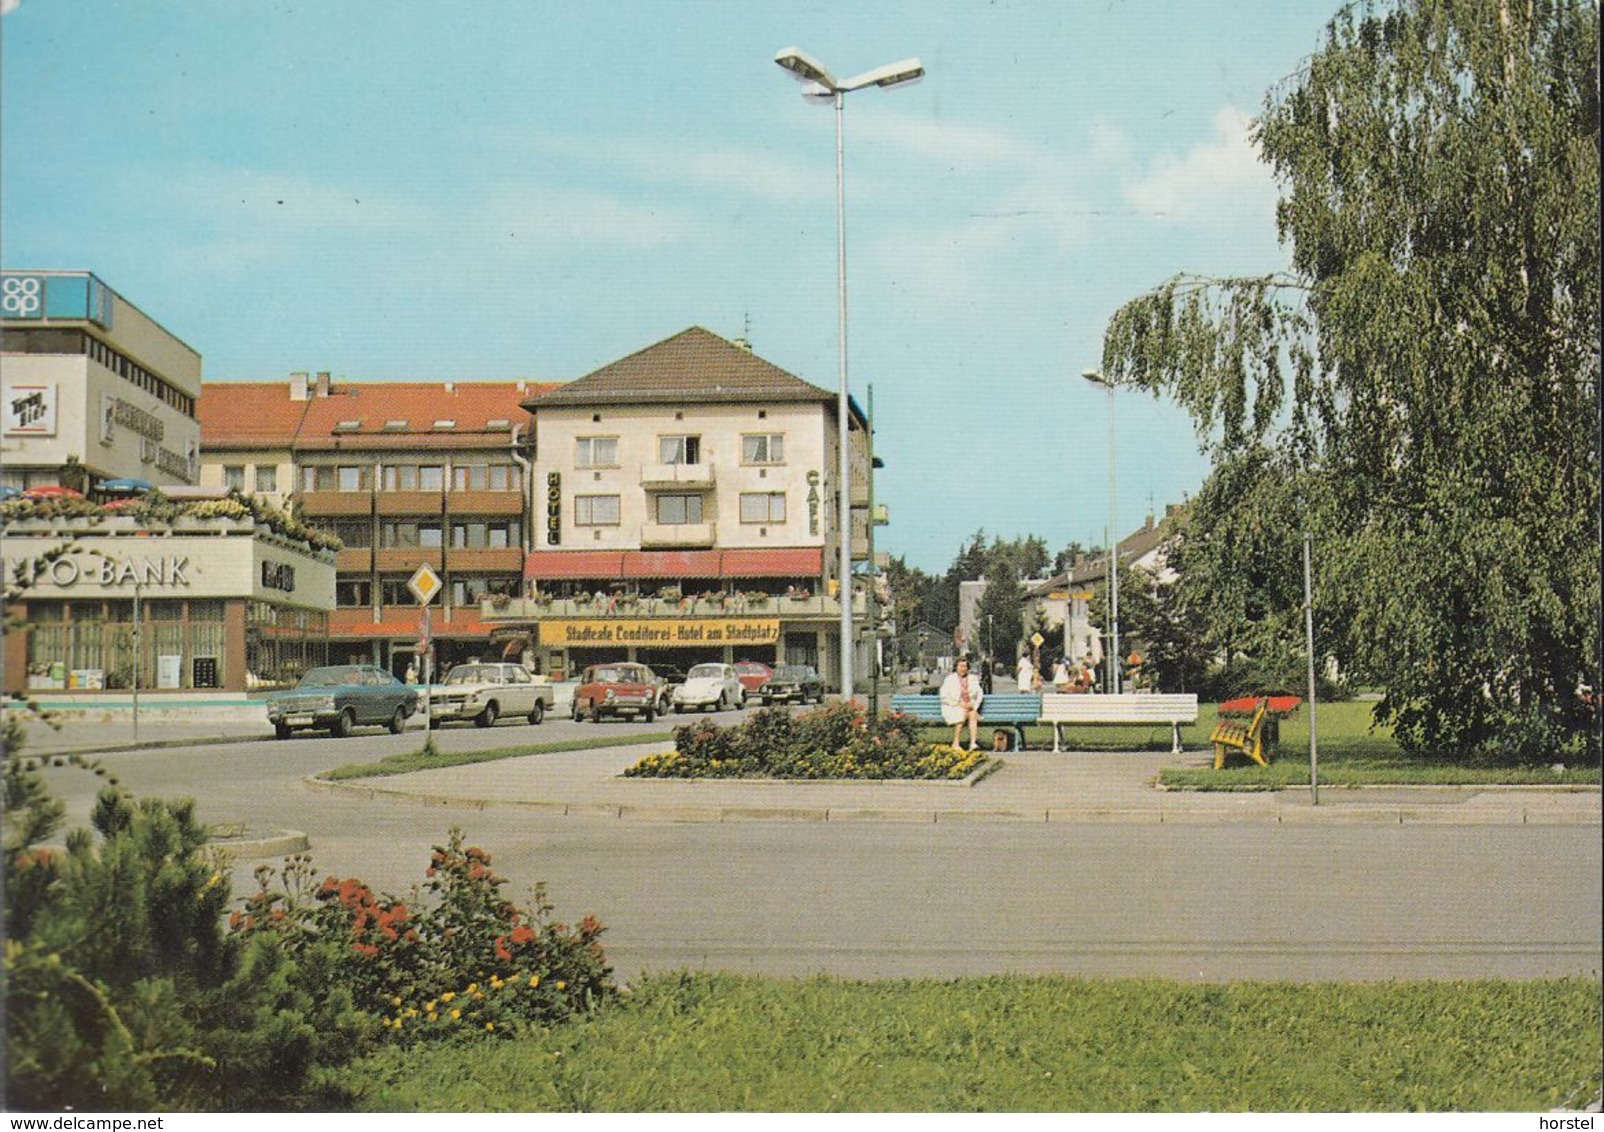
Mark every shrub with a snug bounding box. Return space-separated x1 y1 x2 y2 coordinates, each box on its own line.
624 704 988 781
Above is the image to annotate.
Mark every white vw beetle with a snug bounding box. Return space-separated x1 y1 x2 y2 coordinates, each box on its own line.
671 662 745 713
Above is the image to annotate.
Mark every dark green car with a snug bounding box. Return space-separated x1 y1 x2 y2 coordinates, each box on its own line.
756 664 826 706
265 665 419 739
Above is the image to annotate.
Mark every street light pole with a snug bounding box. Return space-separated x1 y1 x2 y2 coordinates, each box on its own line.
1082 370 1119 694
775 46 924 701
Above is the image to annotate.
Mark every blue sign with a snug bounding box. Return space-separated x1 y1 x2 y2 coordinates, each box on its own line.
0 272 113 328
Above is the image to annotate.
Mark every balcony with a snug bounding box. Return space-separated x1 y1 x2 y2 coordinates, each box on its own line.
377 490 444 516
375 547 444 572
640 462 715 489
447 490 525 515
301 491 372 517
640 521 715 548
483 589 867 622
445 547 523 572
335 547 373 573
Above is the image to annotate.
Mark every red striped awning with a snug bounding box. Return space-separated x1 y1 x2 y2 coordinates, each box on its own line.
524 550 624 579
623 550 722 578
720 547 824 578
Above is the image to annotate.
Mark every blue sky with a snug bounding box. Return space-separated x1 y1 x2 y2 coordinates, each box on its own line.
2 0 1339 572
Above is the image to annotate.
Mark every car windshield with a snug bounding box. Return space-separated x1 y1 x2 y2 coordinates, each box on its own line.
774 666 811 680
593 668 624 684
445 666 495 685
688 664 724 679
300 667 362 686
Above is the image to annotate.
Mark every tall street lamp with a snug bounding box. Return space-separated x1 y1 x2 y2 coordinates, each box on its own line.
774 46 924 700
1082 369 1120 694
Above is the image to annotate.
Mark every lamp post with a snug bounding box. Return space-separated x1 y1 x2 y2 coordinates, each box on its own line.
1082 369 1120 695
775 46 924 700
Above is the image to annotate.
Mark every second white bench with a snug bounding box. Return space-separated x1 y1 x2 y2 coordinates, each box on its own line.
1039 693 1200 754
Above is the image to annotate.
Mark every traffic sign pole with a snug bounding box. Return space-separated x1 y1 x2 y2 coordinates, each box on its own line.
409 564 442 732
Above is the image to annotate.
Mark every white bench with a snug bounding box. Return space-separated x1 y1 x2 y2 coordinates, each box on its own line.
1040 693 1200 754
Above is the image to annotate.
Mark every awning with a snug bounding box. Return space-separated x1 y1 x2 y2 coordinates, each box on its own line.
524 550 625 580
622 550 722 578
721 547 824 578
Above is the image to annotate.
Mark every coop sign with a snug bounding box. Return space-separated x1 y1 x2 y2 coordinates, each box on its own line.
9 555 192 589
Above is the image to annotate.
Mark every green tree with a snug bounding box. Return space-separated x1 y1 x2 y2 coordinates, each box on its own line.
1100 0 1599 761
975 559 1025 664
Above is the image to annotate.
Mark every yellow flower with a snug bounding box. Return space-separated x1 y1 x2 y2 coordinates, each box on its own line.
556 981 567 991
490 976 503 989
529 974 540 988
466 982 478 994
425 999 437 1013
450 1008 461 1020
441 991 455 1003
485 1022 495 1032
391 995 403 1007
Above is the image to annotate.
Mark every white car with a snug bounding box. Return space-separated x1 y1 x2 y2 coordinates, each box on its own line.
428 663 554 728
671 662 745 713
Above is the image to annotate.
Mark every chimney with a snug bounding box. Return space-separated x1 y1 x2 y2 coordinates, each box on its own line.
444 381 455 394
315 371 331 397
290 371 309 401
1145 514 1155 531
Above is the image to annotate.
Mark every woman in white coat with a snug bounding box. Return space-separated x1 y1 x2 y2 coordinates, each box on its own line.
940 657 984 751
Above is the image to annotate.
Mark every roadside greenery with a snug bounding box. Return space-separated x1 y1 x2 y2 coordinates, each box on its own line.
321 733 675 781
3 742 613 1111
1097 0 1600 763
332 972 1602 1112
625 703 988 780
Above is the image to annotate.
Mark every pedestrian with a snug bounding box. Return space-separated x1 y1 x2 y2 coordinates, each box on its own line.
1051 655 1073 691
1016 652 1037 693
980 656 994 695
940 657 984 751
404 661 417 685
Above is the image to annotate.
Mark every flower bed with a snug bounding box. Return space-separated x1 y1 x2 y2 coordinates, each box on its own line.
624 701 989 780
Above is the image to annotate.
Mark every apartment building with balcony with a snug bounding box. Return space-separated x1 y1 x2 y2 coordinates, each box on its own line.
198 373 556 676
491 326 875 684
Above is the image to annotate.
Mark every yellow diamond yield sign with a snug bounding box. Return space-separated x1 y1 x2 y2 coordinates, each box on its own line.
407 563 443 605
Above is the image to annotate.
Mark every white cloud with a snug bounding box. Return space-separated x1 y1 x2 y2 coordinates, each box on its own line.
1 0 21 16
1122 105 1276 222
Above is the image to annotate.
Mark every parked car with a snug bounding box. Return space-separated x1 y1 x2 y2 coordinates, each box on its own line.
428 662 555 728
672 662 745 713
733 660 774 696
755 664 826 706
572 663 667 722
265 665 418 739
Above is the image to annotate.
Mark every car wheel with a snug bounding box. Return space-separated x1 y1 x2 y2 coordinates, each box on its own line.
527 700 545 725
332 709 355 738
274 721 292 740
642 705 655 724
388 706 406 734
477 701 499 728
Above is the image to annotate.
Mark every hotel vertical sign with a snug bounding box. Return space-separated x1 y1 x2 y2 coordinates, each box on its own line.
546 471 562 545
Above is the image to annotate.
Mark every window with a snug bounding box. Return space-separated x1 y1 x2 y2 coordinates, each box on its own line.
450 577 521 606
381 521 420 548
659 435 701 465
576 436 619 468
418 465 444 491
452 464 488 491
486 464 520 491
336 580 373 607
329 519 371 547
418 522 443 549
222 465 246 491
302 466 337 492
740 492 787 523
381 465 418 491
254 464 277 493
380 580 417 606
337 465 366 492
656 494 703 525
742 434 784 465
575 495 620 526
450 519 522 548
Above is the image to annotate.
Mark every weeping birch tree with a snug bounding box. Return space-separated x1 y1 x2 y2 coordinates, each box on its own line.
1099 0 1599 760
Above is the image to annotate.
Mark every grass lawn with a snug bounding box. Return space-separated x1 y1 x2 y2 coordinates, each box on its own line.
326 973 1602 1112
321 732 676 781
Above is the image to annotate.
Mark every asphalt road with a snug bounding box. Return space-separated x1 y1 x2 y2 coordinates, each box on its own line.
29 715 1604 983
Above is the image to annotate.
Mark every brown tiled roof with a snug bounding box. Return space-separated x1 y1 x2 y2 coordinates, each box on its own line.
526 327 835 411
199 380 560 451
